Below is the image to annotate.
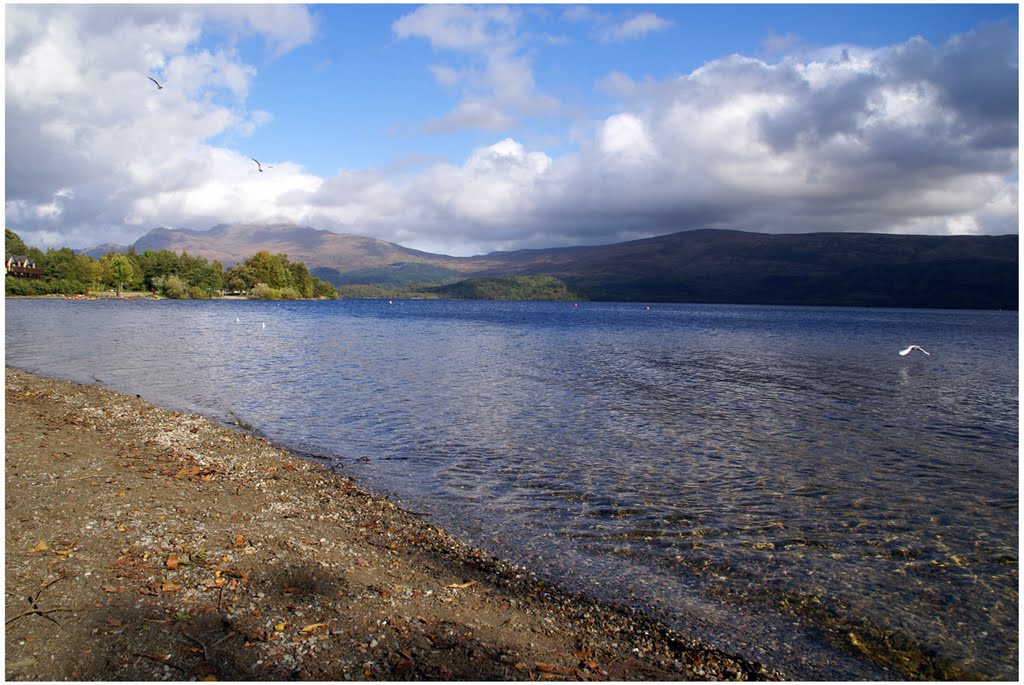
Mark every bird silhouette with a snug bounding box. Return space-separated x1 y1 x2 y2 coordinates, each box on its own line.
899 345 930 356
147 76 166 90
251 158 264 172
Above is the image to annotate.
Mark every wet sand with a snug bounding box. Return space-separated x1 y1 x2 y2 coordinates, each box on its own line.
4 368 781 680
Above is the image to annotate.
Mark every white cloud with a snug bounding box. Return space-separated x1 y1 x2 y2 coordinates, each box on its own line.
600 12 673 43
5 4 318 249
428 64 461 87
393 4 560 134
5 7 1017 257
391 4 518 52
598 114 657 162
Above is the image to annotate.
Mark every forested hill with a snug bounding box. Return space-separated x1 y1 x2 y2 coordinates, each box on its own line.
470 230 1019 310
79 224 1018 309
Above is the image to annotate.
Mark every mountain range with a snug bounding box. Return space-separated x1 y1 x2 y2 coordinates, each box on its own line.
82 223 1018 309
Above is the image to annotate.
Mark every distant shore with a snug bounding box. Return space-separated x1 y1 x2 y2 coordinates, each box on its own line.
4 367 781 681
5 292 317 301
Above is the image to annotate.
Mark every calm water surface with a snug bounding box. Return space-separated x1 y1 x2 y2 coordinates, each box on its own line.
5 299 1018 679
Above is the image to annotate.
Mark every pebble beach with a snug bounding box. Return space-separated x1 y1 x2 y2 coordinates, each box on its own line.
4 368 782 681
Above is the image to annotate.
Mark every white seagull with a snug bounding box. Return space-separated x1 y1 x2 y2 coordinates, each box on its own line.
250 158 273 172
899 345 930 356
261 321 266 329
147 76 166 90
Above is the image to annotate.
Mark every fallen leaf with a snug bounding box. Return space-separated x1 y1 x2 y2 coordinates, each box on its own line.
30 541 49 553
301 623 328 633
161 580 181 592
282 463 297 472
101 584 122 593
235 534 246 546
175 466 202 479
274 622 287 632
446 580 477 589
166 555 179 570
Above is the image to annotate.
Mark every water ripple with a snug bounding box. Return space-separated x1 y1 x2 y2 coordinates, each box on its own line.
5 299 1017 679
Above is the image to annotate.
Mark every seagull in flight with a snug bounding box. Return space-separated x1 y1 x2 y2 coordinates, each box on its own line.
251 158 273 172
147 76 166 90
899 345 931 356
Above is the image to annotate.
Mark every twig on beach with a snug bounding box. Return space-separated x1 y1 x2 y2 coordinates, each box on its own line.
181 631 209 661
5 577 80 626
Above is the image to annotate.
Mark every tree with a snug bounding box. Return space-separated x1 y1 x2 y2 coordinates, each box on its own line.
5 228 28 255
162 275 187 299
109 254 135 296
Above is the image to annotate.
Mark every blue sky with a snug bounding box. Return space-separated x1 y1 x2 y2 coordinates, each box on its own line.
6 3 1019 256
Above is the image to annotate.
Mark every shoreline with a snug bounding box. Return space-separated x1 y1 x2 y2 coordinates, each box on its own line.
4 367 782 681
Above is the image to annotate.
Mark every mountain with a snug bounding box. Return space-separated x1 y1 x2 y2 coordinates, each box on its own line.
470 229 1019 309
91 223 1017 309
79 243 129 259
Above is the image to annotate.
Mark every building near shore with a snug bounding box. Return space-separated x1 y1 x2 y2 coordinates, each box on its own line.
4 255 44 278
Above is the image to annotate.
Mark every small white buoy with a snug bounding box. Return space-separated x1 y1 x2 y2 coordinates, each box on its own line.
261 321 266 329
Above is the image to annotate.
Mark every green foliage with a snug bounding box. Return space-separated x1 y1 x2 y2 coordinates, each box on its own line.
335 284 431 299
249 283 281 300
311 278 340 299
108 254 136 294
229 251 337 299
6 228 28 255
322 262 464 287
427 275 584 301
5 275 36 296
162 274 187 299
4 231 335 300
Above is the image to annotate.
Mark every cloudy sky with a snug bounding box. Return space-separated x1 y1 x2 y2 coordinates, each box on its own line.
5 3 1018 256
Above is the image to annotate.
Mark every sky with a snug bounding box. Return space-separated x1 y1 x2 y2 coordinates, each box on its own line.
4 2 1019 257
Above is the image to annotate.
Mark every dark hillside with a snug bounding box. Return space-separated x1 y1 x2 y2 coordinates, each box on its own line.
82 224 1017 308
469 230 1018 309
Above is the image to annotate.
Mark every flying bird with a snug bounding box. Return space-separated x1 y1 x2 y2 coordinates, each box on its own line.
147 76 166 90
250 158 273 172
899 345 931 356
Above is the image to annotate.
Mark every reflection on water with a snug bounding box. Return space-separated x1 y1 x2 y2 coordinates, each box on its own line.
6 299 1018 679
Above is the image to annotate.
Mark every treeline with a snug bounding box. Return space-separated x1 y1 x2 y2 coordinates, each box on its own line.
335 275 585 301
5 228 337 299
426 275 583 301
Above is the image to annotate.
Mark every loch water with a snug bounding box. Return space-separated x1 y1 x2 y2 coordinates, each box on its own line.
5 299 1018 679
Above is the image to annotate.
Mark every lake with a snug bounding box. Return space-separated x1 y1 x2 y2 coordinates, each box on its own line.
5 298 1018 679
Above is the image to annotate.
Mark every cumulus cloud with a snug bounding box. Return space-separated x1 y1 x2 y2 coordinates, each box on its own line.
345 22 1016 251
5 4 319 248
5 5 1017 257
392 4 560 134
